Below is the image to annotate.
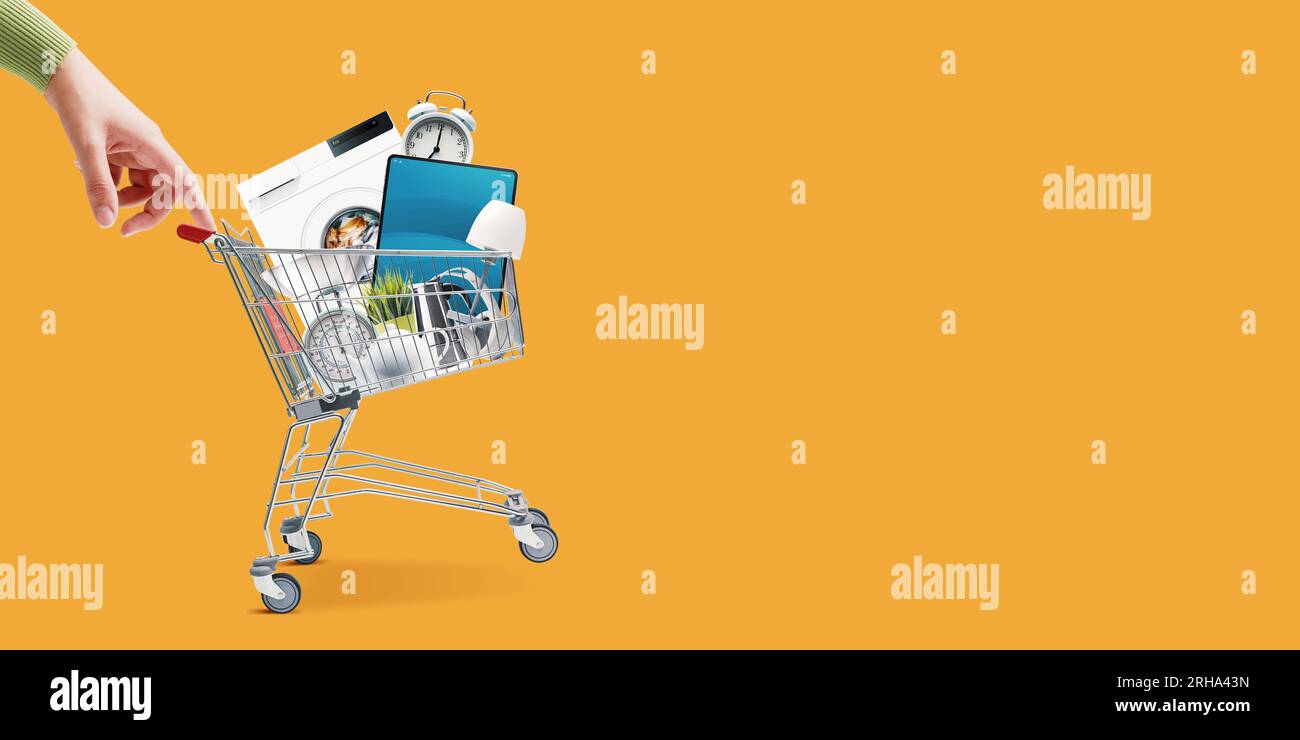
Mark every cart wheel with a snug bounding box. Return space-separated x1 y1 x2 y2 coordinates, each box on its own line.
520 525 558 563
528 507 550 527
261 573 301 614
288 531 323 565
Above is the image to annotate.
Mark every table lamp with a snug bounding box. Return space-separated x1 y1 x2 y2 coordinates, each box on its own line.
467 200 526 259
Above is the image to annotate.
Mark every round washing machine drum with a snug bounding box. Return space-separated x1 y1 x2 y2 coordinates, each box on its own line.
301 187 383 277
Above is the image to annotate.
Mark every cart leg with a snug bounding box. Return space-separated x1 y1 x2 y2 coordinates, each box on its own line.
249 409 355 613
296 408 355 528
260 410 353 557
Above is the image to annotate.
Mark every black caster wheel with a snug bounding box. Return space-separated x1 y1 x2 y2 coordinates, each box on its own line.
261 573 302 614
286 531 323 565
520 525 559 563
528 507 550 527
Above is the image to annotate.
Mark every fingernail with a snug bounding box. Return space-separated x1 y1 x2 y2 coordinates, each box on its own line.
95 207 115 228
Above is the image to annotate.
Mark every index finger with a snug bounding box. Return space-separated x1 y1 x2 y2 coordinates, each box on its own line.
144 139 216 231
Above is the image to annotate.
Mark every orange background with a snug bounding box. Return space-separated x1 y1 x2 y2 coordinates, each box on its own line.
0 1 1295 647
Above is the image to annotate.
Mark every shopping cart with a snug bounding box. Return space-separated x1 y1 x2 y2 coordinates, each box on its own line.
177 221 556 613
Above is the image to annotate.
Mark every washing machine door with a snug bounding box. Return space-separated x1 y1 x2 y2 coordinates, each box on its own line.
301 187 383 279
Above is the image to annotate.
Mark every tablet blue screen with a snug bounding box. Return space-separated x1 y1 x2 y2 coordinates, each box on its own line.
373 157 517 286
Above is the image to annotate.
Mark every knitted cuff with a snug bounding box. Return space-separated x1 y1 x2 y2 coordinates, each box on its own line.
0 0 75 92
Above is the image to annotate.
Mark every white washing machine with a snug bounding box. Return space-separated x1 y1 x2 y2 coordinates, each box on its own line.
238 112 403 386
238 111 402 267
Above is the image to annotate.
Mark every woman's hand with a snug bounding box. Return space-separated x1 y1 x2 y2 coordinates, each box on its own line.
43 48 214 236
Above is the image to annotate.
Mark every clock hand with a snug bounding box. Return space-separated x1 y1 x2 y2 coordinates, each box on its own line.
429 123 444 158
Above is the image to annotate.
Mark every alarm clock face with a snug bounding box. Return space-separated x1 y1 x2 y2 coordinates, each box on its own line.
404 115 473 162
304 308 375 383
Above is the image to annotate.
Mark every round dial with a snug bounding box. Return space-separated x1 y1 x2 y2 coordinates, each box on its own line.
304 308 375 383
404 114 473 162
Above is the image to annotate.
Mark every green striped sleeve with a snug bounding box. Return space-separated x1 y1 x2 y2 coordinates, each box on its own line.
0 0 75 92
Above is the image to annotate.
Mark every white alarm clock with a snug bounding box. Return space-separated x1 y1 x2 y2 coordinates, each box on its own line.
403 91 477 163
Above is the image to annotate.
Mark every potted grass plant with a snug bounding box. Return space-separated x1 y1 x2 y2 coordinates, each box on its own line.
362 270 416 336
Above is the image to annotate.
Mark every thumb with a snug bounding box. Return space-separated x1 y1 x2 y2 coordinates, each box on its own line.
72 137 117 228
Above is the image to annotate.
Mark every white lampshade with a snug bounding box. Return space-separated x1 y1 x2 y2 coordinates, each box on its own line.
466 200 526 259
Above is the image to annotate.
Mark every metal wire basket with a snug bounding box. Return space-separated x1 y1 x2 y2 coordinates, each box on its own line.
181 221 524 418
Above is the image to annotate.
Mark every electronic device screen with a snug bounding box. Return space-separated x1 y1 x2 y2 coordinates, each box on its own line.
373 156 518 285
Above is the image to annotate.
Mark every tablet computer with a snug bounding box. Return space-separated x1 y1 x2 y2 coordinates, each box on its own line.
373 156 518 285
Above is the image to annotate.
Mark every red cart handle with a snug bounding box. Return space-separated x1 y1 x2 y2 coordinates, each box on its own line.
177 224 215 243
